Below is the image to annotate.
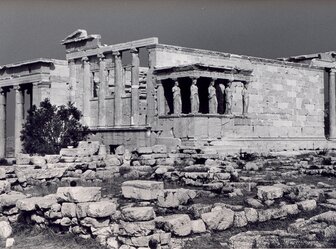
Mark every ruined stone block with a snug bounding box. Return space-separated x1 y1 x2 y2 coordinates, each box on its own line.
156 214 191 237
61 203 77 217
201 208 234 231
119 220 155 237
257 186 284 201
57 187 101 203
121 180 164 200
191 219 206 234
157 188 196 208
86 201 117 218
298 200 317 211
121 206 155 222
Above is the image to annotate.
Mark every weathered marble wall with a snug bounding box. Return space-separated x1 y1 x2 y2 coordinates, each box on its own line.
153 45 325 142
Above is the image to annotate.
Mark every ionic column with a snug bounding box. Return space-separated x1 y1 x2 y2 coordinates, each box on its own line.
113 51 123 126
82 56 91 126
157 81 165 116
14 85 24 155
329 69 336 139
0 89 7 158
146 48 156 125
68 59 76 104
130 48 140 125
98 54 107 127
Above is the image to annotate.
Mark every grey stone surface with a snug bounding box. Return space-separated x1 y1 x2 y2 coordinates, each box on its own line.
57 187 101 203
121 207 155 221
201 208 234 231
121 180 164 200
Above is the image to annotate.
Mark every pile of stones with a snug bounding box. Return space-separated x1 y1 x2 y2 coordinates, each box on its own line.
229 210 336 249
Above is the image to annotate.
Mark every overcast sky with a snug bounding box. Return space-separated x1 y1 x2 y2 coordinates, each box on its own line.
1 0 336 65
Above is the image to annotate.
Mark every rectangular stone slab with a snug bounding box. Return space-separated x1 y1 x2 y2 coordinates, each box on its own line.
57 187 101 203
121 180 164 200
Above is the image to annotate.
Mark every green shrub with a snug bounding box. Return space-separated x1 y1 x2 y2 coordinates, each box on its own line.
21 99 90 155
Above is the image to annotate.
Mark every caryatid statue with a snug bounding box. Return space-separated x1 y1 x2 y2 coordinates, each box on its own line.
172 80 182 114
190 78 199 114
224 81 233 114
242 81 249 116
208 79 218 114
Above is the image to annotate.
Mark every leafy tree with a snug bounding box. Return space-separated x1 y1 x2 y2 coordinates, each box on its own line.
21 99 90 155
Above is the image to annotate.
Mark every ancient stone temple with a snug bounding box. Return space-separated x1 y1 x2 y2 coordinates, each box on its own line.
1 29 336 156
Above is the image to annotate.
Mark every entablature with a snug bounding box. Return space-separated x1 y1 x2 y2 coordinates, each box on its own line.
153 63 253 82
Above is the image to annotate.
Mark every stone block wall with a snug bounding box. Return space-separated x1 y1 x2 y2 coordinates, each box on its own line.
153 45 326 143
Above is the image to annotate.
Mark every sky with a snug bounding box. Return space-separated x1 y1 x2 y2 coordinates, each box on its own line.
1 0 336 65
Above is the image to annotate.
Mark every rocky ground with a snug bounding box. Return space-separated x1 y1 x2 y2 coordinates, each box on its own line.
2 146 336 248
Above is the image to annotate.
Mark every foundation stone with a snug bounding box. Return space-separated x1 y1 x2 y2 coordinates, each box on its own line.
121 180 164 200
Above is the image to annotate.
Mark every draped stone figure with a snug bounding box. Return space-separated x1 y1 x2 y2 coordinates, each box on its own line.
172 81 182 114
208 80 218 114
190 79 199 114
242 82 249 115
224 82 233 114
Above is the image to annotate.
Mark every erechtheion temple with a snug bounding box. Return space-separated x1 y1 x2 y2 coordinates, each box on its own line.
1 29 336 157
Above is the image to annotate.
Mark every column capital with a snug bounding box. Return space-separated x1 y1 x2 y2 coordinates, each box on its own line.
13 85 22 91
35 80 51 88
191 77 198 84
97 53 105 61
130 47 139 54
330 68 336 73
227 74 235 82
68 59 75 64
0 87 9 94
156 79 163 86
81 56 89 64
112 50 121 57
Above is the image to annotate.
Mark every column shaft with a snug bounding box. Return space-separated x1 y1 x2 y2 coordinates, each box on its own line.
14 86 24 155
69 59 77 104
82 57 91 126
146 48 156 125
0 90 6 158
329 69 336 139
157 82 165 115
113 51 123 126
98 55 107 127
131 48 140 125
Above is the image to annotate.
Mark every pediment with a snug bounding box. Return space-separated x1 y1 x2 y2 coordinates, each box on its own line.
62 29 88 44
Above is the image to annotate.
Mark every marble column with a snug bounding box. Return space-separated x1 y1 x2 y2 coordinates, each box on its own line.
146 48 156 125
113 51 123 126
130 48 140 125
157 81 165 116
0 88 6 158
82 56 91 126
68 59 76 104
98 54 107 127
14 85 24 155
329 69 336 139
